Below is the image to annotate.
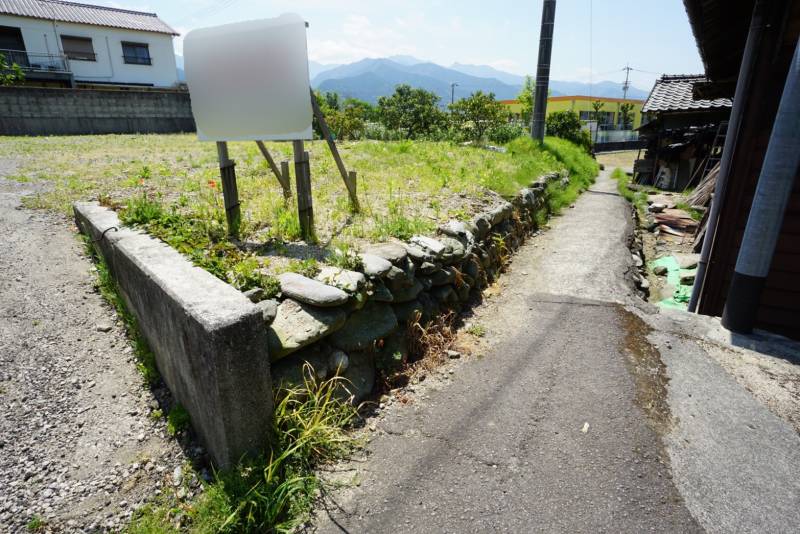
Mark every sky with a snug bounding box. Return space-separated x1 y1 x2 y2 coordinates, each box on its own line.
93 0 704 90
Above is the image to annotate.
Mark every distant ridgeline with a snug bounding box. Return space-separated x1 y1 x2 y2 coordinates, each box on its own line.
306 57 649 105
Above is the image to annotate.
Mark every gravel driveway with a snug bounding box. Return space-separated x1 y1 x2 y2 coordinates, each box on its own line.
0 174 185 532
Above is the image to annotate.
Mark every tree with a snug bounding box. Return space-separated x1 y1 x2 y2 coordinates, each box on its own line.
449 91 506 142
327 103 368 140
377 84 444 139
546 111 592 151
591 100 606 144
517 75 535 124
591 100 606 124
619 102 634 130
323 91 341 111
342 98 378 122
0 53 25 86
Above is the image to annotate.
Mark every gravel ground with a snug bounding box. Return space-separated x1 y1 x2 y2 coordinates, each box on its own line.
0 173 186 533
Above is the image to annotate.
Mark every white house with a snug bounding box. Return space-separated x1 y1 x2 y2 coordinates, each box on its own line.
0 0 179 88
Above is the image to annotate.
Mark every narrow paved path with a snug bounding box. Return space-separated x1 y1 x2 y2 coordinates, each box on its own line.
314 171 701 532
0 177 184 532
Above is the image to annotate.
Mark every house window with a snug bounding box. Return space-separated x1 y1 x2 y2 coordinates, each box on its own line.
122 42 151 65
61 35 95 61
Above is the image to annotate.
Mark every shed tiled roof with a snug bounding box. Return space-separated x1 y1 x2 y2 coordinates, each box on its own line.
0 0 178 35
642 75 732 113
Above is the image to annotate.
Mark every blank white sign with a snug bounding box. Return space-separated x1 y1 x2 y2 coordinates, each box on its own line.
184 13 312 141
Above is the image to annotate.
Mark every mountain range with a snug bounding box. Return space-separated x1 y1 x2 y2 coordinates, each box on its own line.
177 54 650 103
310 57 649 104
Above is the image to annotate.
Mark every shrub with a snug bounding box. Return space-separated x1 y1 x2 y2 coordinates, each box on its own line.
487 122 526 144
545 111 592 152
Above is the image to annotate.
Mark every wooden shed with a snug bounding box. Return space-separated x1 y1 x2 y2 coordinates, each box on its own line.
686 0 800 340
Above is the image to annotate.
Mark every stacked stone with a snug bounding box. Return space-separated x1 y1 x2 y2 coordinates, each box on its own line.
257 171 568 402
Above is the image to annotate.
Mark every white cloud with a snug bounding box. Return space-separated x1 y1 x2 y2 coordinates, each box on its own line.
488 59 523 74
308 14 418 64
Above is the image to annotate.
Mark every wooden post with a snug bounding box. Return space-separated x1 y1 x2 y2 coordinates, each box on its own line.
216 141 240 238
309 88 360 211
292 140 314 240
256 140 292 199
280 161 291 200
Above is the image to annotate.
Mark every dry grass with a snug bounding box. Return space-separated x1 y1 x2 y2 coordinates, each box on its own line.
406 311 458 373
596 150 639 173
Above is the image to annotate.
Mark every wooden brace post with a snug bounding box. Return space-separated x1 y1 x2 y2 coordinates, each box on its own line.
216 141 241 238
256 140 292 199
310 88 360 212
292 140 314 240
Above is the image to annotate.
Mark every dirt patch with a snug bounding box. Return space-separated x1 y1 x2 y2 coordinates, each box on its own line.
617 305 674 436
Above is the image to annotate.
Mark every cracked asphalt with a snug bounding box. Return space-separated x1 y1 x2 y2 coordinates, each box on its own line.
314 168 800 534
313 170 702 533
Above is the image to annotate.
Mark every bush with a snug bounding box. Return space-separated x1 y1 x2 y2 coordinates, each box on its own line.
487 122 526 144
545 111 592 152
363 121 405 141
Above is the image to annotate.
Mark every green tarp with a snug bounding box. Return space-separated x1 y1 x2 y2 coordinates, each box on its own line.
650 256 696 310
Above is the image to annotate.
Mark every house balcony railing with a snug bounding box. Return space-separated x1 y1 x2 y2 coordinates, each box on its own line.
0 49 70 73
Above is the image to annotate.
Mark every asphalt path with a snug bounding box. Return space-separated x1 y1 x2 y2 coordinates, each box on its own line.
314 170 702 533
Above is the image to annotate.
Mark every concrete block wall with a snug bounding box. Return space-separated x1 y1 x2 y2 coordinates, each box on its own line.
73 203 272 469
0 87 195 135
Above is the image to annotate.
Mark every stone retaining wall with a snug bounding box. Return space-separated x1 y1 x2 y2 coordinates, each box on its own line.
262 171 570 400
74 170 572 467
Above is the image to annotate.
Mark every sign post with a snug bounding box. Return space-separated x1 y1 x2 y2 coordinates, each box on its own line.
216 141 240 238
185 14 358 240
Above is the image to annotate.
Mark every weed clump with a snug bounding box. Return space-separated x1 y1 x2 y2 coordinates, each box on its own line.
613 168 647 214
167 404 191 436
129 365 360 533
118 193 279 296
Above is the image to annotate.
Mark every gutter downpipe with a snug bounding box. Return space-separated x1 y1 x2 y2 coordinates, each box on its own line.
688 0 767 312
722 37 800 333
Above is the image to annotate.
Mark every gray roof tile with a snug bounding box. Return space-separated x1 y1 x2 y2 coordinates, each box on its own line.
642 75 732 113
0 0 178 35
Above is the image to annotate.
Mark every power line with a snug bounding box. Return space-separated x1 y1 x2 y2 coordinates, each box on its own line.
181 0 243 25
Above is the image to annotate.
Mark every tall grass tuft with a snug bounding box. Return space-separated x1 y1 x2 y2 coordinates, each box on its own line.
128 364 360 533
613 167 647 214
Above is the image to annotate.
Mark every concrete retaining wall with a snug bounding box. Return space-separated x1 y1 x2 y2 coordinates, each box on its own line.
0 87 195 136
74 202 272 469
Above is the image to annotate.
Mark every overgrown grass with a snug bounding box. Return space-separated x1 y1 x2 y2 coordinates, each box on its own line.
675 201 704 221
2 135 580 243
532 137 600 215
613 168 647 214
117 193 281 295
4 135 595 281
128 365 360 533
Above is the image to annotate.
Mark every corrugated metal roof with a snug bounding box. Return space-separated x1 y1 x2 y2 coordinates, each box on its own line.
0 0 178 35
642 75 732 113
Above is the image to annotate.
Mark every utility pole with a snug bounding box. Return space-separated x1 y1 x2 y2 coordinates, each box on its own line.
450 82 458 105
622 63 632 100
531 0 557 141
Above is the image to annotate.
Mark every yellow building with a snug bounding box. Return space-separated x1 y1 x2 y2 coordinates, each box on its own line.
501 96 646 130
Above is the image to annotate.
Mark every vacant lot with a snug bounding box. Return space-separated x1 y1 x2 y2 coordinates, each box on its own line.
0 134 596 289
